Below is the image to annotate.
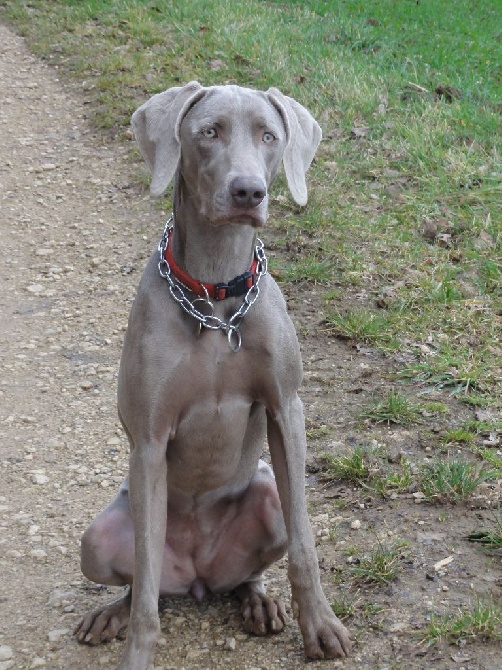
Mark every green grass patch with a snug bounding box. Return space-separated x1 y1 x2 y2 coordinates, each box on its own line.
348 539 410 585
320 443 414 496
320 444 498 501
465 514 502 554
325 308 398 349
3 0 500 407
418 458 496 503
359 390 424 426
440 428 476 446
424 599 502 645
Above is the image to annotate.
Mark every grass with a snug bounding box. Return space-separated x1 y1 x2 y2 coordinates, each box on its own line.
348 539 410 585
331 591 384 622
321 445 498 501
424 599 502 645
418 458 496 503
321 445 377 485
359 389 424 425
321 443 415 496
465 514 502 554
3 0 501 407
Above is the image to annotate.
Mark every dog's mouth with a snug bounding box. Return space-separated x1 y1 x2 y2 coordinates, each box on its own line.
212 211 265 228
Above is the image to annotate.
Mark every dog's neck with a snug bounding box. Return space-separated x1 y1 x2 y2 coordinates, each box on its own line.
171 177 257 284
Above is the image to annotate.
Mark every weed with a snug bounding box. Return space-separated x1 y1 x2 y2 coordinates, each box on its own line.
278 256 336 284
472 447 502 475
440 428 476 445
331 591 385 621
420 401 449 417
331 593 357 620
359 390 423 426
424 599 502 645
465 514 502 554
360 602 385 618
349 539 410 585
374 457 414 494
418 458 495 502
324 309 397 348
321 445 375 484
306 423 331 440
321 444 416 496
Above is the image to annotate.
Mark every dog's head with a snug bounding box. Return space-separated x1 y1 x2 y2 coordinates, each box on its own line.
131 82 321 225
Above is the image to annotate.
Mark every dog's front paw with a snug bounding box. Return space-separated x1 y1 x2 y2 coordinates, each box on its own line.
295 599 351 659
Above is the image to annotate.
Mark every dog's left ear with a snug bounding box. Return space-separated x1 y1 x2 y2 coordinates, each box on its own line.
131 81 205 197
266 88 322 206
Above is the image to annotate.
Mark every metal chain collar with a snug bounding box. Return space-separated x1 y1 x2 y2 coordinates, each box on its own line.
157 216 268 352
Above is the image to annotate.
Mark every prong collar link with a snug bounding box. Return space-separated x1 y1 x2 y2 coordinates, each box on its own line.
157 215 268 353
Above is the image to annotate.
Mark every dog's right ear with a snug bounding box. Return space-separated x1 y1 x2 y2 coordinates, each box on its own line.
131 81 205 197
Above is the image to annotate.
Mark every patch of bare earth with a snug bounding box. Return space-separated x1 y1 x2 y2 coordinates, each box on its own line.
0 22 499 670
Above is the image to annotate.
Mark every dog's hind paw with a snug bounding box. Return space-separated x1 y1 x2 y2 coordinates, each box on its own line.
240 589 288 636
74 589 131 646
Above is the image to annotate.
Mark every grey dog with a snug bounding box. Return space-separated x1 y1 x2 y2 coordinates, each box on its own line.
74 82 351 669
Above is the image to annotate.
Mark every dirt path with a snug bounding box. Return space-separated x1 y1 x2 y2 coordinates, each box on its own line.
0 21 500 670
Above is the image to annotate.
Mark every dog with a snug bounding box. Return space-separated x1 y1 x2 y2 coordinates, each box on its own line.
74 82 351 669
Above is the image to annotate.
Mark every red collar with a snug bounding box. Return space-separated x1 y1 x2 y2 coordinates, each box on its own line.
164 228 258 301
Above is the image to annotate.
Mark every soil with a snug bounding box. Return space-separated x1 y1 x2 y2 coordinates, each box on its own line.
0 22 500 670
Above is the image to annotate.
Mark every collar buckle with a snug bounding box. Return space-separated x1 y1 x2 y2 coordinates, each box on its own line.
214 271 255 301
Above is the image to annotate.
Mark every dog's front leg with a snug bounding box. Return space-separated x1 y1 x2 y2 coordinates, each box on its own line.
118 442 167 670
267 395 351 660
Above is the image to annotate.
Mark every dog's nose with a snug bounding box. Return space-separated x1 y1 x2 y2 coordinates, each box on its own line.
230 177 266 209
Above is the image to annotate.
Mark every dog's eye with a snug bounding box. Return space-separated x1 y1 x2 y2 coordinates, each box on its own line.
263 132 275 144
203 128 217 139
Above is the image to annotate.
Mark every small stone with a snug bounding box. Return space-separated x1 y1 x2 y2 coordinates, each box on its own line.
47 589 78 608
35 248 54 256
20 415 37 424
350 519 361 530
0 647 13 662
30 549 47 560
186 649 210 660
47 628 70 643
26 284 44 294
79 380 94 390
224 637 236 651
31 658 46 668
31 474 49 485
171 616 186 627
106 436 121 446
